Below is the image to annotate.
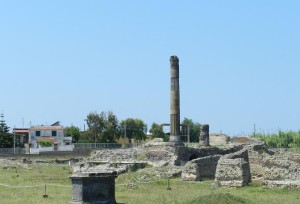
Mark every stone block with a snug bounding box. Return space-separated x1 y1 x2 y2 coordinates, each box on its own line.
70 172 117 204
182 155 221 181
214 158 250 187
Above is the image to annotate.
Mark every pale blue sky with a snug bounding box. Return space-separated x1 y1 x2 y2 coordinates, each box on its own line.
1 1 300 135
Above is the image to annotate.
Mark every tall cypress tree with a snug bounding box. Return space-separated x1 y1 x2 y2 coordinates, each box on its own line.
0 113 13 148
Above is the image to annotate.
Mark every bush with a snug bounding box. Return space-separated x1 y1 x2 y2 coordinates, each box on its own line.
37 140 53 147
252 130 300 148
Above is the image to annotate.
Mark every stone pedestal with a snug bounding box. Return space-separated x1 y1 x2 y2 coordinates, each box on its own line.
70 172 117 204
199 124 209 146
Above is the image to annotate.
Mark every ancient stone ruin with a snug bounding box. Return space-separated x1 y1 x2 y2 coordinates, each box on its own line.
69 55 300 203
72 135 300 190
181 155 221 181
214 147 251 187
199 124 209 146
169 55 184 146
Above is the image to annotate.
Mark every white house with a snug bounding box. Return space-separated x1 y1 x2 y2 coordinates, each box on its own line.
29 121 72 149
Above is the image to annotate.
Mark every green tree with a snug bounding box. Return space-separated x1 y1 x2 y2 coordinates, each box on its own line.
120 118 147 142
85 111 106 143
181 118 201 143
149 123 168 141
65 125 81 143
84 111 120 143
0 114 13 148
102 111 121 142
78 131 94 143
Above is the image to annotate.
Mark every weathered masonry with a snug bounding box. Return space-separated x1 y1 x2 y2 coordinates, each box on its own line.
70 172 118 204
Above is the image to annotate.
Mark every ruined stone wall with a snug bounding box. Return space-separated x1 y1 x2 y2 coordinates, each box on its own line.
245 144 274 180
215 158 250 187
181 155 221 181
209 134 230 146
88 141 179 167
214 148 251 187
243 143 300 183
90 148 139 161
222 147 250 163
248 152 300 182
176 145 243 165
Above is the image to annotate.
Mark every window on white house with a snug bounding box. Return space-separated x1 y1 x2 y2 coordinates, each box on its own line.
36 131 41 136
52 131 57 137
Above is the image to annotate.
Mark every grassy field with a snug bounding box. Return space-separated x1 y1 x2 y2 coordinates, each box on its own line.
0 162 300 204
0 164 71 204
116 173 300 204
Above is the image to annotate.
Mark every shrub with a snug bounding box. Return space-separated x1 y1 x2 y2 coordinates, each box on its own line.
37 140 53 147
251 130 300 148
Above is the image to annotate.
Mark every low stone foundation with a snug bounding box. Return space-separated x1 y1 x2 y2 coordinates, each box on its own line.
262 180 300 189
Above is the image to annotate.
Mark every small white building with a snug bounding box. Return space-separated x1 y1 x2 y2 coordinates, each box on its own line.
29 121 72 149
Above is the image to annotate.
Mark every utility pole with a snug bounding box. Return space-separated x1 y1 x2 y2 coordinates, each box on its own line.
124 124 127 141
187 125 190 143
94 129 97 148
13 126 16 155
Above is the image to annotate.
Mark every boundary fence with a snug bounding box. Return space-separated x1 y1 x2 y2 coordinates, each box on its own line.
0 148 26 155
30 145 74 154
73 143 142 149
0 142 143 155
